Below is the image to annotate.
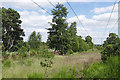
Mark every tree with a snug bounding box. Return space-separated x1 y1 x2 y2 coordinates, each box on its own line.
67 22 79 52
78 36 89 52
47 3 68 54
103 33 119 47
85 35 93 49
2 7 25 52
101 33 120 62
28 31 41 49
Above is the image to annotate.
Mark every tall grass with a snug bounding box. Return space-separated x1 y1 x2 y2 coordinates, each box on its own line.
52 67 77 78
27 72 45 78
83 56 119 78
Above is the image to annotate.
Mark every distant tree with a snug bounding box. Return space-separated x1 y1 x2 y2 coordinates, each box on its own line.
67 22 79 52
78 36 89 52
103 33 119 47
47 3 68 54
101 33 120 62
85 35 93 49
28 31 41 49
2 7 25 52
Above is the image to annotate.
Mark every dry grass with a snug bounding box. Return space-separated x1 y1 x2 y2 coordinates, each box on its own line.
2 52 101 78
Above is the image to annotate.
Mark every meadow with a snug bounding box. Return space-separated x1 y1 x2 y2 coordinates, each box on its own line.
2 50 101 78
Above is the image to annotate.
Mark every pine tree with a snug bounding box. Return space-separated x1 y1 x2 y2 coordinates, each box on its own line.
47 3 68 54
2 7 25 52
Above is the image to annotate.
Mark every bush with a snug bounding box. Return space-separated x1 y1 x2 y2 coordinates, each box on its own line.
95 45 103 50
18 46 28 58
83 56 119 78
27 72 44 79
101 43 120 62
3 59 11 67
40 50 54 77
29 50 37 57
11 52 19 60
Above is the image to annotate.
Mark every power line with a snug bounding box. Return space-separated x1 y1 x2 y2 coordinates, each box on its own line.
102 0 118 36
108 17 120 33
66 0 89 35
31 0 51 15
46 0 71 23
47 0 56 8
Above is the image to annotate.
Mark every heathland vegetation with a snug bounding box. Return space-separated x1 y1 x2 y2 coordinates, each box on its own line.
0 3 119 79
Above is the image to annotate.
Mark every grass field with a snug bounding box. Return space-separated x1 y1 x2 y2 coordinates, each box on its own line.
2 51 101 78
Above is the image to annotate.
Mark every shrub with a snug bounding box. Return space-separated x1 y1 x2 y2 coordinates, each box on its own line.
82 56 119 78
40 50 54 77
27 72 44 79
18 46 28 58
3 59 11 67
101 43 120 62
29 50 37 57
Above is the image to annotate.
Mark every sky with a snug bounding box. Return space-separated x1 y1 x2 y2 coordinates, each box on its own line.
0 0 119 44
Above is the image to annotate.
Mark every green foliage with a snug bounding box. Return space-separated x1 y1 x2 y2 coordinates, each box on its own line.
2 51 10 61
29 50 37 57
67 50 74 54
47 3 68 54
40 50 54 77
101 33 120 62
27 72 45 79
78 36 89 52
95 45 103 50
28 31 41 49
11 52 19 60
47 3 90 54
2 7 25 52
18 46 28 58
85 35 93 49
0 27 2 40
83 56 119 78
3 59 11 67
103 33 119 47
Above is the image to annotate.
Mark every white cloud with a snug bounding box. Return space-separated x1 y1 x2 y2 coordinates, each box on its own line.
18 11 52 42
91 3 118 14
92 12 118 21
68 12 118 44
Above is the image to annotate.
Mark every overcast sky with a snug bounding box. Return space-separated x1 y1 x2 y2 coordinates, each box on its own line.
1 0 119 44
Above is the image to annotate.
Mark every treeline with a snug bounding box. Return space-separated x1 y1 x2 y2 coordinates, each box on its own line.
1 4 94 55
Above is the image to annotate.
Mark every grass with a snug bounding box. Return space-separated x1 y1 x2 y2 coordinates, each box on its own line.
82 49 102 54
82 56 119 78
0 60 2 79
2 51 101 78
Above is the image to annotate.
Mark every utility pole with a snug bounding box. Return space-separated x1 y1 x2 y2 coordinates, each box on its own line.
118 1 120 38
